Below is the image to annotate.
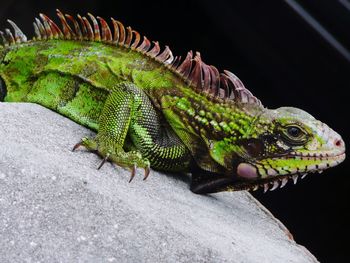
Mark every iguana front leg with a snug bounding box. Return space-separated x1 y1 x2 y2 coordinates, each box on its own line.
73 82 191 182
73 82 151 182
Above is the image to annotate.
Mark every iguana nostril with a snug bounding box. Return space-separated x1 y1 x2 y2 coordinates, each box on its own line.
335 139 343 148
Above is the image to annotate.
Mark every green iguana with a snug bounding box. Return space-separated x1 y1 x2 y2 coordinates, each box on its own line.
0 10 345 193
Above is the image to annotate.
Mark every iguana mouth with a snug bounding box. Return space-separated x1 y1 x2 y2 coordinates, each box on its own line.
236 173 310 192
286 150 345 159
279 151 346 165
235 152 345 192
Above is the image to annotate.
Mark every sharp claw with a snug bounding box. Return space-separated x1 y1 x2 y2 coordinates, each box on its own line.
263 183 269 193
72 141 83 152
129 164 137 183
143 166 150 181
97 154 110 170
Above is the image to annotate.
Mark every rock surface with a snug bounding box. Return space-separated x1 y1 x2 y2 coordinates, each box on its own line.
0 103 318 263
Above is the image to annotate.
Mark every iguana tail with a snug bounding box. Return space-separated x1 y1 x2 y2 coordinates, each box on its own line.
0 77 6 101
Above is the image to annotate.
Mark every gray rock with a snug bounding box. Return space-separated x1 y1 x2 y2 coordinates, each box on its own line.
0 102 318 263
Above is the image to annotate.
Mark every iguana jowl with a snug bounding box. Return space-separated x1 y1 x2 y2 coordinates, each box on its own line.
0 10 345 193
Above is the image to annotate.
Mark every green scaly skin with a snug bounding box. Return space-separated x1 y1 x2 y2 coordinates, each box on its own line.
0 13 345 193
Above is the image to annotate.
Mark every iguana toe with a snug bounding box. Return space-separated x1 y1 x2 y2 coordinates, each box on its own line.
144 165 151 181
72 137 151 182
97 153 110 170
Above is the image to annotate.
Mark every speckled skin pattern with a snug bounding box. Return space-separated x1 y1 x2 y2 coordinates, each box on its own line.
0 16 345 193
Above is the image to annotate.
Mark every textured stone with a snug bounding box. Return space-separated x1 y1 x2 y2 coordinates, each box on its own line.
0 103 318 263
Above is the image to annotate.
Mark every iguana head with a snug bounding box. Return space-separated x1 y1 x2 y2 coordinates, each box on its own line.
234 107 345 191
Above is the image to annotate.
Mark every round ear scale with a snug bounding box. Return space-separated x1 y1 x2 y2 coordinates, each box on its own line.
237 163 258 179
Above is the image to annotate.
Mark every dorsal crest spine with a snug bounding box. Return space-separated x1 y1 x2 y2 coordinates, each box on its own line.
0 9 262 106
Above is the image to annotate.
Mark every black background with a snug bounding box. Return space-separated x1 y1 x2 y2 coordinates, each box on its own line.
1 0 349 262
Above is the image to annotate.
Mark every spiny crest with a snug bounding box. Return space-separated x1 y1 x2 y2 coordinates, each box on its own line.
0 19 27 45
0 9 262 106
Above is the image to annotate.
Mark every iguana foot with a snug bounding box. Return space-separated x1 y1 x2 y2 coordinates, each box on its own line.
73 137 151 182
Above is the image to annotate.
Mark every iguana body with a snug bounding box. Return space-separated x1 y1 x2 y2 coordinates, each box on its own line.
0 10 345 193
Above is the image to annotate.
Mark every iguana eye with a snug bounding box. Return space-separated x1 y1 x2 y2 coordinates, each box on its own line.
287 126 302 138
281 125 307 145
